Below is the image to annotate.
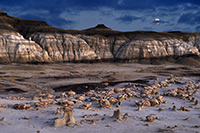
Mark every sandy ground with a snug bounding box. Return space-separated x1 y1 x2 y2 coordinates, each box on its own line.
0 63 200 133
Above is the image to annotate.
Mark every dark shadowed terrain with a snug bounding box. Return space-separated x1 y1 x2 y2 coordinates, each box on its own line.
0 63 199 98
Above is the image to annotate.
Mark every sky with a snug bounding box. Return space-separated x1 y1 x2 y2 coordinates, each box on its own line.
0 0 200 32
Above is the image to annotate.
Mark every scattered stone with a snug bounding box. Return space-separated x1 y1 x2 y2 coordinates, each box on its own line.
32 95 39 100
146 115 155 122
195 100 199 105
104 82 109 86
101 117 106 121
54 107 76 127
99 99 111 108
83 113 99 118
35 101 47 108
137 106 142 111
91 120 96 125
114 88 125 93
92 109 99 111
135 101 142 111
10 97 26 101
112 109 122 121
155 117 159 120
60 100 74 107
91 119 101 125
0 117 7 121
14 104 31 110
156 96 164 103
184 117 190 121
86 90 95 96
123 113 129 121
125 88 130 93
194 125 200 128
172 106 177 111
115 101 121 108
46 94 54 99
77 95 85 101
194 90 199 94
180 106 190 112
68 90 76 97
150 99 160 106
54 107 62 115
79 103 92 110
0 103 7 108
117 94 128 101
71 99 82 105
61 92 67 98
106 125 112 127
24 116 30 120
158 108 165 111
127 91 136 98
142 100 151 107
172 125 178 129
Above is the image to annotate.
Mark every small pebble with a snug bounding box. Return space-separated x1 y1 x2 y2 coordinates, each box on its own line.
24 116 30 120
123 113 129 121
173 125 178 129
163 101 167 104
195 100 199 105
0 117 7 121
146 115 155 122
184 117 190 121
158 108 165 111
106 125 112 127
91 120 96 125
101 117 106 121
172 106 177 111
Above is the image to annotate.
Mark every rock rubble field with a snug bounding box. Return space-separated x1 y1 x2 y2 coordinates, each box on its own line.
0 63 199 133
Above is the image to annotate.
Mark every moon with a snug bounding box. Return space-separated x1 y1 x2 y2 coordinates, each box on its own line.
155 18 160 22
154 18 160 25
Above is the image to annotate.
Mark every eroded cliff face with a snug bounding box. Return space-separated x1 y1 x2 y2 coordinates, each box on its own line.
0 10 200 63
0 33 51 63
31 33 98 62
30 32 200 63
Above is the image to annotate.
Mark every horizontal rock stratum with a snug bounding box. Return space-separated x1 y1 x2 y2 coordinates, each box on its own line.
0 10 200 63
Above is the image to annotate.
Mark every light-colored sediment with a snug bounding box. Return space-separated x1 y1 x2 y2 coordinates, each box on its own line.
0 63 200 133
1 11 200 63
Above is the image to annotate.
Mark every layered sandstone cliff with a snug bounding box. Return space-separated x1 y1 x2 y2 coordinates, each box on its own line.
0 10 200 63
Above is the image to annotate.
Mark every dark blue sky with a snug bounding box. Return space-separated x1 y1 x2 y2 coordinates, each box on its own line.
1 0 200 32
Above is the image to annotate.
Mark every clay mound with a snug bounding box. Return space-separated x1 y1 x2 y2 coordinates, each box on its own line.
86 24 113 31
0 10 7 15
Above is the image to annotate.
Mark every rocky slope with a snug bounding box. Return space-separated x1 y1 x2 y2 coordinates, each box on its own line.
0 10 200 63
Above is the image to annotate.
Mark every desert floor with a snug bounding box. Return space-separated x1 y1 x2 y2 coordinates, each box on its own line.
0 63 200 133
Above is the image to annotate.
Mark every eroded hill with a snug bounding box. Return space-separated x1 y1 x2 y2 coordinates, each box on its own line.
0 10 200 64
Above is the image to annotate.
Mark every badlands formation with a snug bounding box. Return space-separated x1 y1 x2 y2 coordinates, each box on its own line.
0 10 200 133
0 10 200 64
